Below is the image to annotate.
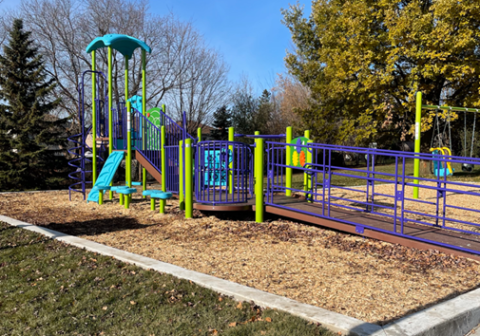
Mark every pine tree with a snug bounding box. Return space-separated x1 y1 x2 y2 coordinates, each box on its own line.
210 105 231 140
0 19 67 191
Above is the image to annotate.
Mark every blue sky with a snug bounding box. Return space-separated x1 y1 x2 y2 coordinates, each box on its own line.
1 0 311 93
154 0 311 92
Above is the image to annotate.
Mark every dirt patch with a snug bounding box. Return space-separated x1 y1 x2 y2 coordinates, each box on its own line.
1 190 480 325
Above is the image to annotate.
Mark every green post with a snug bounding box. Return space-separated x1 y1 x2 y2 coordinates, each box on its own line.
91 50 97 185
304 130 310 192
125 57 132 188
307 140 313 203
255 136 264 223
185 138 193 219
197 127 202 142
150 198 155 211
124 194 130 209
286 126 292 197
228 127 234 194
126 101 132 187
179 140 185 210
160 126 166 214
99 191 103 205
413 92 422 199
142 50 147 197
108 46 113 199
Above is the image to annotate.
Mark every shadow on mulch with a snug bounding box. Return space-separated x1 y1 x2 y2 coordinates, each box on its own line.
38 217 157 236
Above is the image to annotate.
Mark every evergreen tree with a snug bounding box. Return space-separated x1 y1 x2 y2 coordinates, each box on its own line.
230 91 257 144
0 19 67 191
210 105 232 140
255 89 273 135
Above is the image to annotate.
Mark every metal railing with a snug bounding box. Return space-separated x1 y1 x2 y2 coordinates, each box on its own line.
195 141 252 205
266 141 480 255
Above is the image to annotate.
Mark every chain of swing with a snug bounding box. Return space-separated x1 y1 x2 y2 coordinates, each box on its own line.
430 107 477 173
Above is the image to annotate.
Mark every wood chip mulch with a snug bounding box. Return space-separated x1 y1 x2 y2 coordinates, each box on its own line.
1 190 479 325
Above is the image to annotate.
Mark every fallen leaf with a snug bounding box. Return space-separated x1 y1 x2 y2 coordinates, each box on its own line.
265 317 272 322
102 306 108 310
236 302 243 309
130 301 136 305
228 322 237 327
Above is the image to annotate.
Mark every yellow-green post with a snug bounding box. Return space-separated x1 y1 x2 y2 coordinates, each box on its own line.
228 127 234 194
91 50 97 185
254 131 260 190
304 130 310 192
185 138 193 219
413 92 422 199
160 126 166 214
255 136 264 223
126 101 132 188
307 140 313 203
108 46 113 199
197 127 202 142
150 198 155 211
142 49 147 196
99 192 103 205
179 140 185 210
286 126 292 196
125 57 131 188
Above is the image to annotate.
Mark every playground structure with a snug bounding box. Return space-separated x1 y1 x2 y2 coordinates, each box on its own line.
69 34 480 261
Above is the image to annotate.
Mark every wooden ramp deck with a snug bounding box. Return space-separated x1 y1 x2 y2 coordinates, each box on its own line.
193 194 480 261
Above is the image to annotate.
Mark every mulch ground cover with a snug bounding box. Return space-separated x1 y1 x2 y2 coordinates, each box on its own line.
1 190 480 325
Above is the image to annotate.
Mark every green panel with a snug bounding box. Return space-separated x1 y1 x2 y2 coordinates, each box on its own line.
290 137 309 168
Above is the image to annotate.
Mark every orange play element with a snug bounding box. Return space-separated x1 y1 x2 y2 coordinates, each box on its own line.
299 150 306 167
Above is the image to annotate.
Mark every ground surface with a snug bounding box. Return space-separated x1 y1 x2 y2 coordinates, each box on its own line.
0 221 333 336
1 190 480 325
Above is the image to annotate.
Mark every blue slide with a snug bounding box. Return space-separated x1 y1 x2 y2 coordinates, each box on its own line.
87 151 125 203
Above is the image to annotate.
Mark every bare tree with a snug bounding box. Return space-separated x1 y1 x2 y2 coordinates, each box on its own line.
14 0 228 132
168 46 230 134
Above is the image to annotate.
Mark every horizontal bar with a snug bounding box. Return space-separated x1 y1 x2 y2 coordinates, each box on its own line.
422 104 480 113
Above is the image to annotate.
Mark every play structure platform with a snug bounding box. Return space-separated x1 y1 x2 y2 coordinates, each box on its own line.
69 34 480 263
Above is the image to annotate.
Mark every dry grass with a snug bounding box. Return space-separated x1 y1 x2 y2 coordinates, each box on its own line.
1 190 480 325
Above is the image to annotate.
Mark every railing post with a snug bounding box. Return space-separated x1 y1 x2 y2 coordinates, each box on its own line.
304 130 310 193
286 126 292 196
413 91 422 199
160 125 166 214
229 127 234 194
197 127 202 142
307 140 313 203
255 136 264 223
179 140 185 210
185 138 193 219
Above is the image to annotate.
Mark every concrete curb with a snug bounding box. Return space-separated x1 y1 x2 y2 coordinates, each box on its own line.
1 214 479 336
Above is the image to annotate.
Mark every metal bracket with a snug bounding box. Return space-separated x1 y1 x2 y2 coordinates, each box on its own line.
395 190 403 202
355 226 365 234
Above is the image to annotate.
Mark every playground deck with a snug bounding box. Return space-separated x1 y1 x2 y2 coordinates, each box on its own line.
195 194 480 261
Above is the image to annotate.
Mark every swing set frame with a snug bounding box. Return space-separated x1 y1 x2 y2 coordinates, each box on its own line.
413 92 478 199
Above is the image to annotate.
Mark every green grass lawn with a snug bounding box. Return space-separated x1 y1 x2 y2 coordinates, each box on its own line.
267 159 480 189
0 222 333 336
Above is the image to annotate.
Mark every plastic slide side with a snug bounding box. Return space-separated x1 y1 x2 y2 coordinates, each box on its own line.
87 151 125 203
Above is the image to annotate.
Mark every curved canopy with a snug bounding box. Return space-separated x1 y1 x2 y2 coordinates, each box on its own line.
86 34 151 58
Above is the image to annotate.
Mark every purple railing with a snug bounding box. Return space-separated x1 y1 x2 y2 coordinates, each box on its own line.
131 109 193 194
195 141 252 205
266 141 480 255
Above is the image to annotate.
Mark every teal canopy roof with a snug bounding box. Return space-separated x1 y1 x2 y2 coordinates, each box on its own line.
86 34 151 58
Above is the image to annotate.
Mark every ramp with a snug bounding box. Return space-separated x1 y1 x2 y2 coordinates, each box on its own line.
87 151 125 203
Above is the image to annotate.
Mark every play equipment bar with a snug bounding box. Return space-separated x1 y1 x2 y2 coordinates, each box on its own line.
234 134 286 138
422 104 480 113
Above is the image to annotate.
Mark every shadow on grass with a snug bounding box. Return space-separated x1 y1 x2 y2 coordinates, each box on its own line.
37 217 155 237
